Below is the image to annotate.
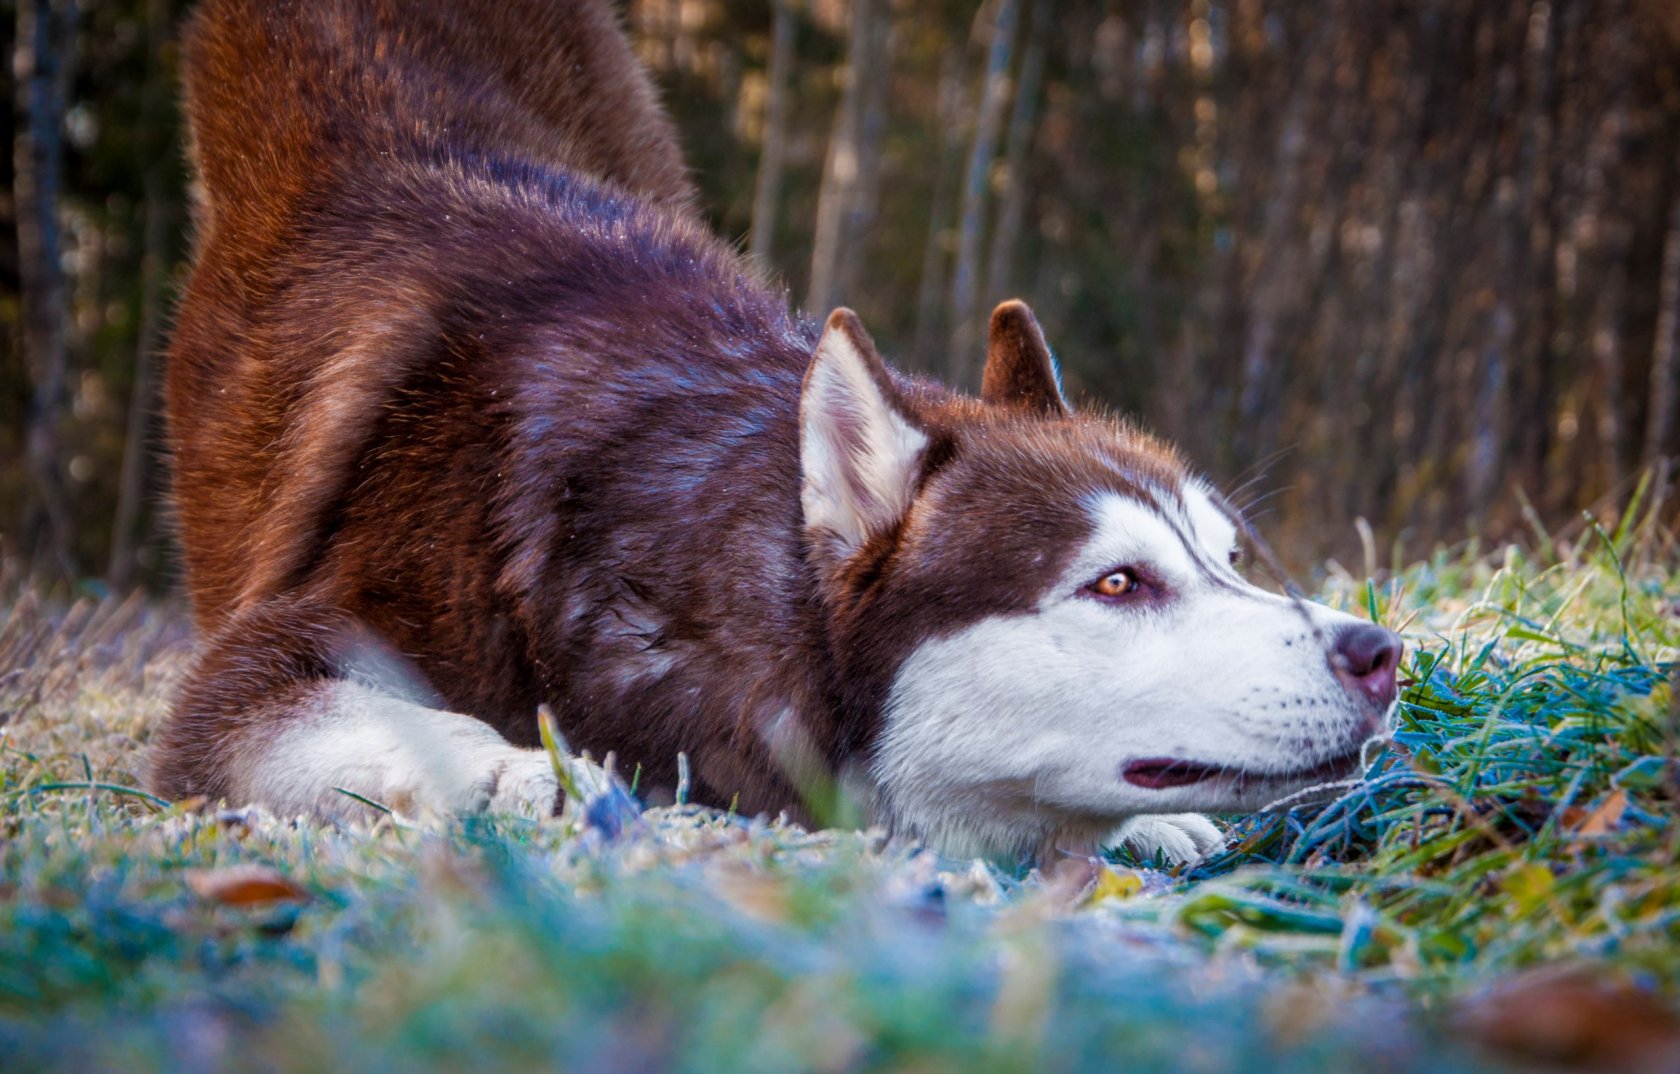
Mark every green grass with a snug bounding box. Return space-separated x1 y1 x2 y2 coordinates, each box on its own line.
1 502 1676 1073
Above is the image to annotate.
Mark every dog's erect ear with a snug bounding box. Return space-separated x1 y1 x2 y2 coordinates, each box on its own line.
800 309 928 560
982 300 1068 416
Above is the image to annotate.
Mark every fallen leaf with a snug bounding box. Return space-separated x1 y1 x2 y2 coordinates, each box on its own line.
1500 862 1554 915
185 864 310 906
1452 963 1680 1074
1086 866 1143 906
1566 787 1627 837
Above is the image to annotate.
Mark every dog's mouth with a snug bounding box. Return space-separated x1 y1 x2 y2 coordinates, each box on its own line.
1121 742 1368 791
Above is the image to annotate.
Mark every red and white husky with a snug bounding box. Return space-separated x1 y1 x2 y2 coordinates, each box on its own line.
152 0 1401 863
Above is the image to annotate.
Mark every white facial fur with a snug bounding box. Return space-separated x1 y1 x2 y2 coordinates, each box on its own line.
872 483 1387 860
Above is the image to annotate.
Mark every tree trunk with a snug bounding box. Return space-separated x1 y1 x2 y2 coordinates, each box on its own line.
13 0 77 578
805 0 874 315
1584 75 1631 498
910 45 965 370
747 0 795 268
833 4 890 302
1644 162 1680 474
983 0 1047 305
109 168 165 591
1234 43 1315 459
110 0 173 590
946 0 1017 385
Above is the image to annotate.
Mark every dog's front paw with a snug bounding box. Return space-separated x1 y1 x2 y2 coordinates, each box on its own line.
483 749 563 818
1108 813 1224 865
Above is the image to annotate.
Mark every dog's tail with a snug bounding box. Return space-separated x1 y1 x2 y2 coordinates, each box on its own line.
181 0 694 270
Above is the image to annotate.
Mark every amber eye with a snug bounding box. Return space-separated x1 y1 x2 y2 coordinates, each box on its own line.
1091 569 1137 599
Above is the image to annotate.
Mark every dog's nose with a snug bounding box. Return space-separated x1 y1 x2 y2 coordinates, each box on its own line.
1331 622 1402 709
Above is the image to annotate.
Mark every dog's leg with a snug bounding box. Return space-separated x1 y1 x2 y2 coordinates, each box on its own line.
237 679 561 819
1109 813 1224 865
149 596 561 820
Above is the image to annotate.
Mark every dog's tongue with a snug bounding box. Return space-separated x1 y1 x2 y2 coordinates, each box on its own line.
1121 758 1224 789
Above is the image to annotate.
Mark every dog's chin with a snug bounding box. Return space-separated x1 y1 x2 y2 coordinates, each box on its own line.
898 728 1385 861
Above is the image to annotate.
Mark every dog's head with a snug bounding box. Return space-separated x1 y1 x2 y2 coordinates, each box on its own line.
799 301 1400 860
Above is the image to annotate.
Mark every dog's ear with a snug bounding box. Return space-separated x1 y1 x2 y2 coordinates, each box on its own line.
982 300 1068 416
800 309 928 560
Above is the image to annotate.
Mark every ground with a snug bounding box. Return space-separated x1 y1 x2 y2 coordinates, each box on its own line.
2 501 1677 1073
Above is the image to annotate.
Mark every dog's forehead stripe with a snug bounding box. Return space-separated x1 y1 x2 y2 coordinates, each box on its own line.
1077 493 1199 584
1183 483 1239 562
1073 486 1240 592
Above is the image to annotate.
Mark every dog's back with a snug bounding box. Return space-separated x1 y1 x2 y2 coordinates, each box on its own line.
182 0 692 264
167 0 700 628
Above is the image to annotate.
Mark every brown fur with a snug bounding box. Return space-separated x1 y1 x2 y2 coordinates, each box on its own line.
153 0 1192 820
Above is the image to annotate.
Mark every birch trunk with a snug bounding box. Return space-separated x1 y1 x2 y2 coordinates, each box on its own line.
805 0 873 315
946 0 1017 384
910 46 965 369
983 0 1047 305
747 0 795 267
833 5 890 302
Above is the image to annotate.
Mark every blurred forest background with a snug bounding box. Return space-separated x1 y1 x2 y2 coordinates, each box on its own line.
2 0 1679 591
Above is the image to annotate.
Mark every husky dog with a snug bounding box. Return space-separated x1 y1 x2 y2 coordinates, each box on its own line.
152 0 1401 863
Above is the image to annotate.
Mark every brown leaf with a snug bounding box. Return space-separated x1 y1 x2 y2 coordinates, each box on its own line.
1043 856 1103 905
712 864 790 923
185 864 310 906
1452 962 1680 1074
1561 788 1628 837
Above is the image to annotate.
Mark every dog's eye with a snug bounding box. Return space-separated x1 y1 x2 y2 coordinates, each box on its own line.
1228 547 1243 567
1089 569 1138 599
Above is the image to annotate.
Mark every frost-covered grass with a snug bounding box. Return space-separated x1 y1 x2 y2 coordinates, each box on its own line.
1 499 1676 1073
